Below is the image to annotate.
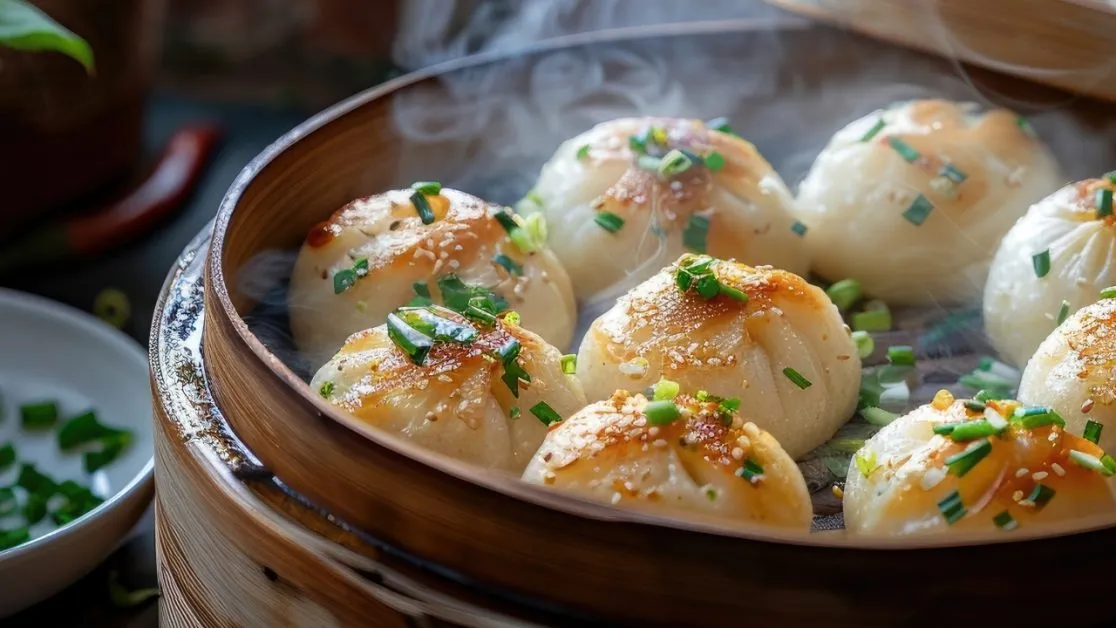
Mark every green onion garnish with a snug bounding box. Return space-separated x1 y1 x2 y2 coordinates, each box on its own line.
974 389 1009 402
0 528 29 551
1084 419 1103 444
0 487 14 516
683 214 710 252
718 283 748 304
1057 300 1071 326
826 278 862 312
23 493 47 524
939 163 968 184
658 149 693 177
963 400 986 413
791 220 807 237
497 339 531 397
83 433 131 474
717 398 741 423
860 118 885 142
333 269 357 294
436 275 508 317
17 463 57 496
397 307 479 343
1011 406 1065 430
576 144 590 160
503 311 521 326
938 490 966 524
992 511 1017 531
410 191 436 225
1027 483 1055 509
491 208 541 254
1032 249 1051 278
649 126 667 146
783 367 812 389
852 330 874 359
1102 286 1116 300
20 401 58 429
594 211 625 234
888 137 920 163
861 407 898 426
1097 188 1113 219
948 419 1003 442
854 450 879 477
652 378 680 401
887 345 915 366
387 312 434 365
0 442 14 470
705 117 734 134
530 402 562 426
1068 449 1114 476
560 354 577 375
492 254 523 276
629 132 649 154
57 411 131 451
852 308 892 333
1106 171 1116 184
932 421 964 435
1101 454 1116 475
509 406 520 420
1016 116 1036 138
704 151 725 172
738 458 765 484
410 181 442 195
645 400 682 426
411 280 431 298
945 438 992 477
319 382 334 399
636 154 662 172
902 194 934 226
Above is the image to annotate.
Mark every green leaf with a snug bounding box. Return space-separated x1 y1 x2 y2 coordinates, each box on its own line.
0 0 94 73
57 410 131 450
108 570 160 608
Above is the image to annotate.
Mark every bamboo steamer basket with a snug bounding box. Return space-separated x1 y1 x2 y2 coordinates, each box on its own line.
152 19 1116 627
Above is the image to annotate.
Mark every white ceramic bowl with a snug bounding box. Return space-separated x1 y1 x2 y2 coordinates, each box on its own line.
0 288 154 617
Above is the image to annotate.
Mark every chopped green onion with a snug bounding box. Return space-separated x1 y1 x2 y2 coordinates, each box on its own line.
826 279 862 312
938 490 966 524
861 406 898 426
888 137 920 163
93 288 131 329
945 438 992 477
860 118 885 142
436 275 508 317
1084 420 1103 444
17 463 57 497
492 208 541 254
1027 483 1055 509
0 528 30 551
902 194 934 226
963 400 986 413
717 398 741 422
386 312 434 365
1011 406 1065 430
717 282 747 304
22 493 47 524
20 401 58 429
497 339 531 397
1102 286 1116 300
1068 449 1113 476
530 402 562 426
852 330 874 359
932 421 964 435
352 257 369 277
413 281 431 298
560 354 577 375
636 154 662 172
992 511 1017 531
1016 116 1037 138
410 181 442 195
974 389 1009 402
645 400 682 426
57 410 131 450
852 308 892 333
1032 249 1051 278
782 367 812 390
398 307 479 343
411 191 436 225
1097 188 1113 219
704 151 725 172
83 433 131 474
791 220 807 237
658 149 693 177
683 214 710 252
0 487 14 516
705 117 734 134
939 163 968 185
887 345 915 366
0 442 14 470
947 419 1003 442
653 378 680 401
319 382 334 399
594 211 625 234
854 450 879 477
492 254 523 276
1101 454 1116 474
333 269 357 294
576 144 590 160
649 126 668 146
738 458 765 484
629 132 649 154
1106 171 1116 184
108 571 161 608
1057 300 1071 326
509 406 520 420
503 311 521 326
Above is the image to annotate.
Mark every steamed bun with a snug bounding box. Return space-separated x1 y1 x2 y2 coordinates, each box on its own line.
985 177 1116 367
518 117 809 303
795 99 1063 305
290 187 576 368
1019 297 1116 455
522 389 813 530
844 392 1116 536
576 254 860 459
311 307 586 472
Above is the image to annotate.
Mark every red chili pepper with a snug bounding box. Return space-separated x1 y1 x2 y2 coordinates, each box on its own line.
0 124 222 274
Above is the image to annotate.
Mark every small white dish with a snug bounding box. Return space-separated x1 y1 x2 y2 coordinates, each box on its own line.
0 288 154 618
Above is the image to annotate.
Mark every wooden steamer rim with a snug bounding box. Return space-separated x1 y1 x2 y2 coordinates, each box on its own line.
190 19 1116 626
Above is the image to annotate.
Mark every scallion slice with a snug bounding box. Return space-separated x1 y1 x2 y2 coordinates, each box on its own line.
411 191 436 225
939 163 968 184
993 511 1017 531
319 382 334 399
629 132 649 154
888 137 920 163
410 181 442 195
413 280 431 298
705 117 734 134
560 354 577 375
932 421 965 435
645 400 682 426
945 438 992 477
0 528 30 551
948 419 1001 442
386 312 434 365
852 307 891 333
717 397 741 422
902 194 934 226
854 450 879 477
1028 483 1055 509
497 339 531 398
860 118 885 142
704 151 725 172
791 220 807 237
0 442 14 470
887 345 915 367
1084 419 1103 444
653 378 680 401
1106 171 1116 184
1011 406 1065 430
57 411 131 450
1017 116 1037 138
974 389 1009 402
493 254 523 276
1057 300 1071 326
1032 249 1051 278
962 399 986 413
576 144 590 160
938 490 966 524
0 487 14 516
738 458 765 484
782 367 812 390
683 214 710 252
1102 286 1116 300
594 211 625 234
23 493 47 524
1069 449 1113 476
333 269 357 295
851 330 874 359
636 154 662 172
530 402 562 426
861 406 898 426
17 463 58 497
658 149 693 177
826 278 862 312
509 406 520 420
503 311 521 326
20 401 58 429
1097 188 1113 219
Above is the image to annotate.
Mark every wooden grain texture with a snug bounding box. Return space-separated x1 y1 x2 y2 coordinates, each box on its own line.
767 0 1116 103
168 20 1116 628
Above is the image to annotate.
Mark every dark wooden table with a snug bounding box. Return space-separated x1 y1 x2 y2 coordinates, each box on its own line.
0 94 305 627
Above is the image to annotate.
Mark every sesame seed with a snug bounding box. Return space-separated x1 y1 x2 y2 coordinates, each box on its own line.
1032 471 1048 481
1012 490 1024 502
653 439 668 448
1015 468 1029 478
1051 463 1066 476
1018 499 1036 508
611 492 622 504
731 447 745 460
448 259 461 270
648 426 660 437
